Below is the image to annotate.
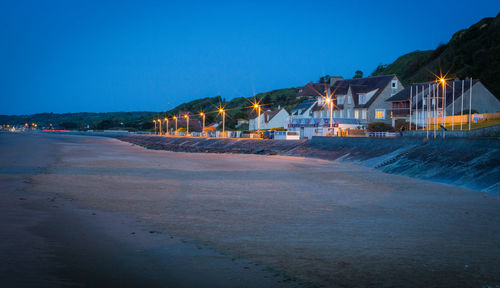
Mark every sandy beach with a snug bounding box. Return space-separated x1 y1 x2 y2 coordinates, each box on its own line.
1 132 499 287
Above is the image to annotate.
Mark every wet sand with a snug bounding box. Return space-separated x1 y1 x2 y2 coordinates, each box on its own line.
1 132 499 287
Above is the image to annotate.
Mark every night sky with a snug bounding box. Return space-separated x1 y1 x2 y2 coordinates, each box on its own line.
2 0 499 115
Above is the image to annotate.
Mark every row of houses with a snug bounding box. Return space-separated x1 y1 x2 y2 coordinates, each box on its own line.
249 74 500 138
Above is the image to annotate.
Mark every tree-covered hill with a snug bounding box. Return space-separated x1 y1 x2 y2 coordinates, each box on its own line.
0 112 159 130
373 13 500 98
1 88 299 131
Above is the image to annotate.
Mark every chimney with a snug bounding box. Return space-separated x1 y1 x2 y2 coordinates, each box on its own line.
329 76 344 86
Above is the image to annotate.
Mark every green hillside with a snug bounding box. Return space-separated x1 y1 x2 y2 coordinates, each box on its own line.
0 112 159 130
373 13 500 98
1 88 299 131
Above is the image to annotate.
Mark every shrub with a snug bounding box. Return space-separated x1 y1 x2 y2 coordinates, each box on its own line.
367 122 394 132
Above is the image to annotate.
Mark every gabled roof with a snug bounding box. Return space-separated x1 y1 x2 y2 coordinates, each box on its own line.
297 82 329 97
291 99 317 115
250 108 288 122
295 75 397 112
331 75 395 108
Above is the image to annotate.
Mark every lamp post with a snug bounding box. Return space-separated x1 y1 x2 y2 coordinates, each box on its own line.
157 119 162 136
173 116 177 135
254 103 261 137
439 78 446 138
184 114 189 135
219 108 225 137
153 120 157 135
164 117 169 135
200 112 205 136
325 97 333 130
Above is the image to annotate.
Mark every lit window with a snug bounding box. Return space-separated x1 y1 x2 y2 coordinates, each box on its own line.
375 109 385 119
362 109 367 119
354 110 359 119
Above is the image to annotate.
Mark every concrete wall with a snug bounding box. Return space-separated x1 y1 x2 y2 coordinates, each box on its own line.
306 135 500 192
403 124 500 138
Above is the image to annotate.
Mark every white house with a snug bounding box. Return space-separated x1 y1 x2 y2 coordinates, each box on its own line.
249 107 289 130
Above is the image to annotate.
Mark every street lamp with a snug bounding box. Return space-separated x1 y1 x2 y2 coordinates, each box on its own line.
157 119 162 136
173 116 177 135
438 77 447 136
153 120 157 135
164 117 169 135
254 103 261 136
200 112 205 136
219 108 225 137
184 114 189 135
325 97 333 131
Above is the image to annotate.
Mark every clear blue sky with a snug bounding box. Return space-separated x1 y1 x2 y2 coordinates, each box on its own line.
1 0 499 115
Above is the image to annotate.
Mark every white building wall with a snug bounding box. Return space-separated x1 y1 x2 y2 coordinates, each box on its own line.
249 109 290 130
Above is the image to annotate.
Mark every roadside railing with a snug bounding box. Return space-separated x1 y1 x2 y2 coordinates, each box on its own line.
368 132 397 138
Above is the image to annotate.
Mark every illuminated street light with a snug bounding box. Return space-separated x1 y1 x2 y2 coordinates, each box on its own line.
157 119 162 136
173 116 178 135
254 103 261 136
325 96 333 130
152 119 157 135
164 117 169 135
218 107 225 137
184 114 189 135
200 112 205 136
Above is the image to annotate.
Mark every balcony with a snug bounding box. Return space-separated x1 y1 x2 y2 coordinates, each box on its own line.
389 108 410 117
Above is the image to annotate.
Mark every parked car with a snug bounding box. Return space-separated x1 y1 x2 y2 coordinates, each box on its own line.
262 130 274 139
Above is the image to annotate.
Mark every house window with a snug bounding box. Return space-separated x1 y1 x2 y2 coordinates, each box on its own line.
333 110 338 118
359 95 365 104
391 80 398 89
362 109 367 119
347 96 352 104
354 110 359 119
375 109 385 119
347 109 351 118
338 96 345 105
340 110 344 118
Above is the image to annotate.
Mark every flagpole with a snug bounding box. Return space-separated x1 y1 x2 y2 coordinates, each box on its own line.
409 86 412 131
443 83 447 128
469 78 473 130
461 79 464 130
452 81 455 130
427 84 430 138
434 84 437 138
421 86 425 131
415 86 419 130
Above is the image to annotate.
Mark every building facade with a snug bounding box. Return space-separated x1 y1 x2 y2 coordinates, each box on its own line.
292 75 404 127
249 108 290 131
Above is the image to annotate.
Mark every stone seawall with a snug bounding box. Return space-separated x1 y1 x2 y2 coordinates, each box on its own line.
118 135 307 155
118 135 500 192
303 136 500 192
403 124 500 138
